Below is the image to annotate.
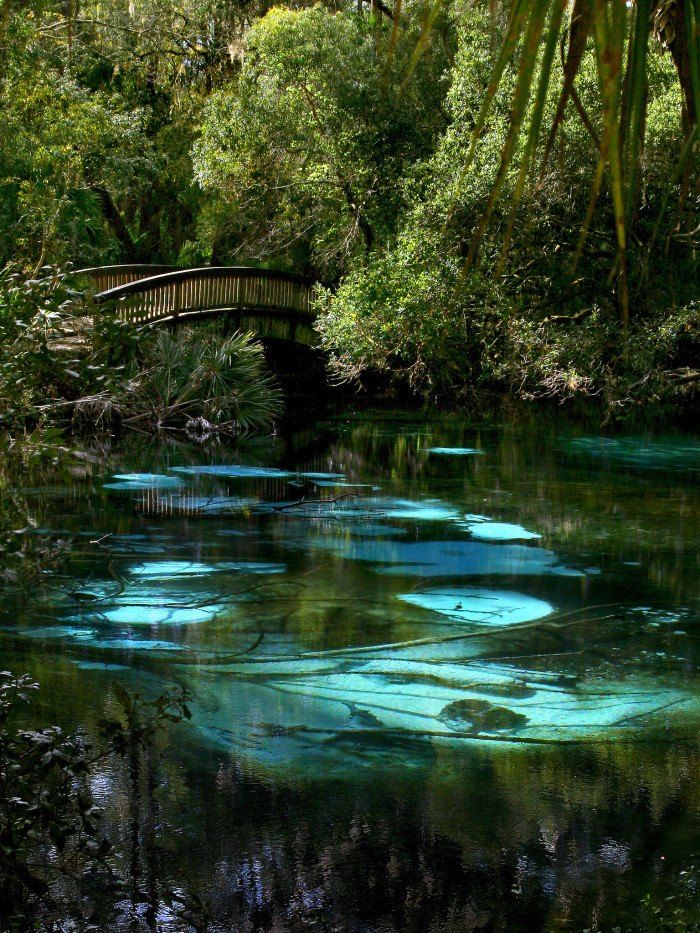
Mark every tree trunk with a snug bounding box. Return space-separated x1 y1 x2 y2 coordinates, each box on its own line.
92 186 138 261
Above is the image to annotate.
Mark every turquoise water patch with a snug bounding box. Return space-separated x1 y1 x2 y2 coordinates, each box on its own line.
165 495 255 514
170 465 347 481
397 588 553 626
461 521 541 541
345 523 407 537
561 436 700 473
129 561 216 578
304 537 584 577
99 599 223 626
253 496 461 522
335 497 460 522
99 638 185 651
14 625 97 640
127 560 285 578
171 465 293 479
184 651 699 768
104 473 184 490
313 481 379 489
216 561 286 574
428 447 484 456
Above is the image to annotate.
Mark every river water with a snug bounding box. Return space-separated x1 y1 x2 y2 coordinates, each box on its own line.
1 414 698 930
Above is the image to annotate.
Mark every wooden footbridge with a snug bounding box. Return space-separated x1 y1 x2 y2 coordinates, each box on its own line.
76 265 317 346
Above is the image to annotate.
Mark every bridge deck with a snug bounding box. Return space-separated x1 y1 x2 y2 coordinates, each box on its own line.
76 265 318 346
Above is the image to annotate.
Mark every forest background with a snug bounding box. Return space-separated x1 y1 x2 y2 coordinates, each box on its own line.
0 0 698 423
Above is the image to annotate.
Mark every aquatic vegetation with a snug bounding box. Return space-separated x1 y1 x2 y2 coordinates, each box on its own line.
437 699 528 734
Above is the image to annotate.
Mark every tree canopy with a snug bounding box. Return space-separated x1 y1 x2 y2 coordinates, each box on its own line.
0 0 697 419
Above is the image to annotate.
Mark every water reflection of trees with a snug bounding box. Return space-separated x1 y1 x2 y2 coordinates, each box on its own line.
124 736 697 931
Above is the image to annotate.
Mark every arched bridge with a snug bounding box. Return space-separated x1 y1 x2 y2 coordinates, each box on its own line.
76 265 317 346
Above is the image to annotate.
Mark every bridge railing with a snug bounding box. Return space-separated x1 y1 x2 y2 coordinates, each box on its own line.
93 266 315 327
75 264 177 293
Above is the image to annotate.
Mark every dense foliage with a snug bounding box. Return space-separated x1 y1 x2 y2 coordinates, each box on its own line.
0 268 281 435
0 672 110 929
0 671 201 930
0 0 697 421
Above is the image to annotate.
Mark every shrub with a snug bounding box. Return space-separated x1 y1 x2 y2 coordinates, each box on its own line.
121 323 282 434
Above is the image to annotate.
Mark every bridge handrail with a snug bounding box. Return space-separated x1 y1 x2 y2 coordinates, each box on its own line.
74 265 178 293
93 265 315 302
88 265 316 332
75 264 177 278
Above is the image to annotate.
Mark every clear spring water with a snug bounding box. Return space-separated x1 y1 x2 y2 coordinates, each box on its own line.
1 414 698 929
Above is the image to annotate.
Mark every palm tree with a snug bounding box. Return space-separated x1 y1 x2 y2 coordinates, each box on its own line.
450 0 699 345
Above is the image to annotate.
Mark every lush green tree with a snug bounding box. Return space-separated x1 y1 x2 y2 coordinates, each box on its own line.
318 5 699 418
194 4 453 278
